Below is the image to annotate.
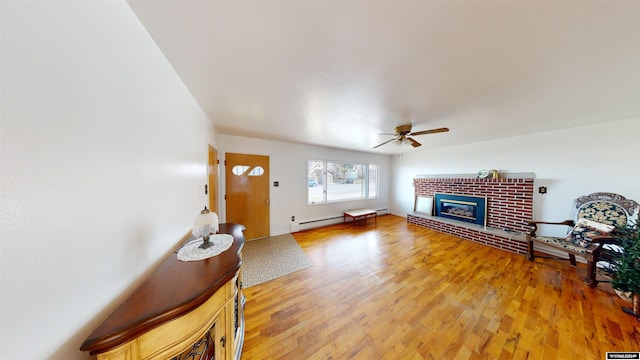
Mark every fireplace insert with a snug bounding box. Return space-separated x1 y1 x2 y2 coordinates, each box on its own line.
434 193 487 226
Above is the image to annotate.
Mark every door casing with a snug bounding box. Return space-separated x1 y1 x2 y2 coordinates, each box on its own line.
208 145 219 214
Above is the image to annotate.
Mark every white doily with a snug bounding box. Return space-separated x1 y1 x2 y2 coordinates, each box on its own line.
177 234 234 262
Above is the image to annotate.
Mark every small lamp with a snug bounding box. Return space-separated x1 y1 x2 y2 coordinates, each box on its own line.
193 206 219 249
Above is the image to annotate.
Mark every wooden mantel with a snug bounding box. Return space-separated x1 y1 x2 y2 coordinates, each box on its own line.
80 223 246 358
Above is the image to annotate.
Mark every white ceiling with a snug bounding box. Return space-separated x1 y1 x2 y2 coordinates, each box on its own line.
128 0 639 154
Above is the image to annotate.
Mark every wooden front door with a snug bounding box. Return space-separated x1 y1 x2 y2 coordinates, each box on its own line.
225 153 270 240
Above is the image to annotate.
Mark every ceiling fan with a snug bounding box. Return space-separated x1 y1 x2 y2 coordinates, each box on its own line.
373 125 449 149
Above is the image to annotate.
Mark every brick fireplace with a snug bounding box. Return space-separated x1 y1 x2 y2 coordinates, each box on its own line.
407 175 534 254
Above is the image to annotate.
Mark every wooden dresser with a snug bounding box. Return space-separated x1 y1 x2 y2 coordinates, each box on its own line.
80 223 246 360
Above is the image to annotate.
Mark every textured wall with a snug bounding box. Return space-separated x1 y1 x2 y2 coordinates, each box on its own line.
414 177 534 232
409 177 534 255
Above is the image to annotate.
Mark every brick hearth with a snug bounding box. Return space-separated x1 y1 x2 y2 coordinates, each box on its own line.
407 176 534 255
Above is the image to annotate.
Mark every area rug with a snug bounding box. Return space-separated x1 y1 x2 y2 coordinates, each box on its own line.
242 234 314 288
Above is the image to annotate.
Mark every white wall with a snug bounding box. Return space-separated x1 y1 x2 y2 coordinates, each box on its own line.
219 135 391 235
391 117 640 236
1 2 216 359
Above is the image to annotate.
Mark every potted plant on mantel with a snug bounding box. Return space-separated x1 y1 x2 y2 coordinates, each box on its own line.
610 223 640 318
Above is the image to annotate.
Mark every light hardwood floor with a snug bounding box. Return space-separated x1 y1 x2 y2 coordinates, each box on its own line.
241 215 639 359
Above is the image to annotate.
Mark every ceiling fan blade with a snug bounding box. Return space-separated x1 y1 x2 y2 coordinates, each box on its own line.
373 137 398 149
410 127 450 136
407 138 422 147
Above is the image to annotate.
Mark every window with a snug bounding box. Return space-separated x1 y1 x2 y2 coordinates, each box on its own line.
307 159 378 205
232 165 264 176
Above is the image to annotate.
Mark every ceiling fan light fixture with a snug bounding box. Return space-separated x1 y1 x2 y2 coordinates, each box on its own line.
373 124 449 149
394 124 412 136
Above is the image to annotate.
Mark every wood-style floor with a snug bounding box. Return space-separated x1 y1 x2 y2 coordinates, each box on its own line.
241 215 639 359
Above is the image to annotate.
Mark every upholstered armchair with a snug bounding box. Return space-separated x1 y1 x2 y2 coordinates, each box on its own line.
526 192 639 287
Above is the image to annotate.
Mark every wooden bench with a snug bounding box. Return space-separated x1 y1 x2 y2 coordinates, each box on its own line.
344 209 377 225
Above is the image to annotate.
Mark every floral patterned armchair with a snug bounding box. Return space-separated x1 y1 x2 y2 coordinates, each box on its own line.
526 192 639 287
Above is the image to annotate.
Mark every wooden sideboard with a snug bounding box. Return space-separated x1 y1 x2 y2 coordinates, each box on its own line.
80 223 246 360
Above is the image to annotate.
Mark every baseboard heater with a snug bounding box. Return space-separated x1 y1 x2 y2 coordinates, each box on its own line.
294 208 389 232
298 215 344 225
